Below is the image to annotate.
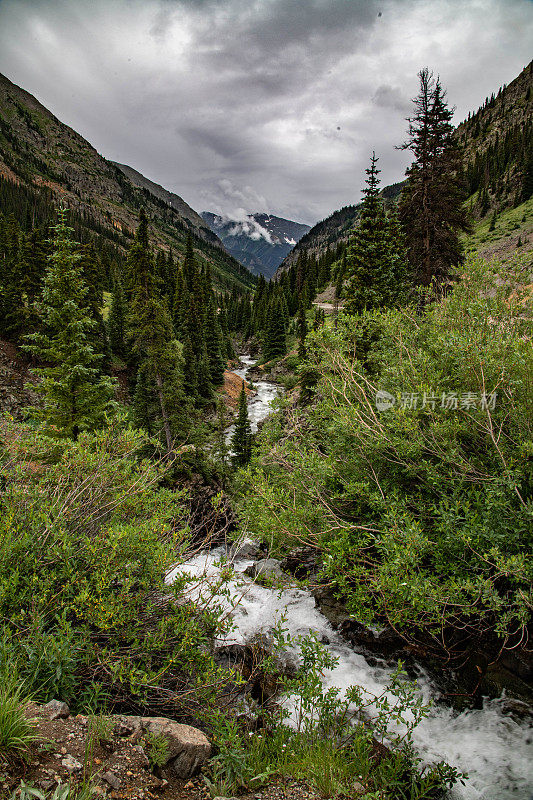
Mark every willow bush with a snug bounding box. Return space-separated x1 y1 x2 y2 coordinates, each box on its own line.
0 417 228 714
238 254 532 652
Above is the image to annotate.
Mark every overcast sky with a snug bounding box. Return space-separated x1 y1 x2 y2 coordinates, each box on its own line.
0 0 531 225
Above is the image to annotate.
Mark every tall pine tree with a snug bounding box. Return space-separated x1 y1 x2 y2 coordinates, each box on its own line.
398 69 470 288
23 208 116 439
231 381 252 468
344 153 409 314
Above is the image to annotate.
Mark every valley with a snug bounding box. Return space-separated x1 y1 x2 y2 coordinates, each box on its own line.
0 12 531 800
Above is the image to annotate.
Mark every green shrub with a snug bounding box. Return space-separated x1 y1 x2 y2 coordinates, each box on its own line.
0 417 229 715
238 254 532 648
204 632 460 799
145 732 170 770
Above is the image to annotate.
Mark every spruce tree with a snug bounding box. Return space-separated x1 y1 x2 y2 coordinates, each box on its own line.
127 211 189 451
23 208 116 439
398 69 470 287
263 296 286 361
231 380 252 468
344 153 409 314
108 275 128 360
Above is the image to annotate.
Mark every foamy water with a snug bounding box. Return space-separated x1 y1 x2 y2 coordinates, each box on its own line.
178 355 532 799
167 548 533 800
225 356 280 444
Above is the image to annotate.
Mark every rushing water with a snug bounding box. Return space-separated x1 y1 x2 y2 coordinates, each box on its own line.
225 355 280 443
170 356 533 800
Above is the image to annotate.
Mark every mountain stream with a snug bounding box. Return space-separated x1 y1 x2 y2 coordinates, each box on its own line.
170 356 532 800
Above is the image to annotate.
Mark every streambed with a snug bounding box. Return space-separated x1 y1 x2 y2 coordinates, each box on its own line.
174 356 532 799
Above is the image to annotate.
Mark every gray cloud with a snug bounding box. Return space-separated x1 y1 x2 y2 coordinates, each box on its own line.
0 0 532 225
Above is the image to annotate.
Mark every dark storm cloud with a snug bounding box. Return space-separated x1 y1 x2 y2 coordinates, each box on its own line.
0 0 532 224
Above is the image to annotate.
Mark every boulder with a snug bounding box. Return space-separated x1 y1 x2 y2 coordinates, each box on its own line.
230 541 265 561
141 717 211 778
43 700 70 720
244 558 289 584
280 547 320 578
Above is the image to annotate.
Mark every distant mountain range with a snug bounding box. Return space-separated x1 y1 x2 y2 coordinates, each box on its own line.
0 72 255 291
201 212 311 278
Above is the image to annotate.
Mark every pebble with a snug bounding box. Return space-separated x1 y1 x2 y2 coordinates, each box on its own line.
43 700 70 720
61 755 83 773
102 771 121 790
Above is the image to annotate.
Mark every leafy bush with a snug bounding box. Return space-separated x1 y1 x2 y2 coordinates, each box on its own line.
238 254 532 651
144 732 170 770
0 416 228 714
205 632 461 799
11 780 96 800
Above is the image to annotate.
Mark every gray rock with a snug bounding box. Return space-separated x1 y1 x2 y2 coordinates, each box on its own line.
244 558 289 583
102 771 121 790
231 541 264 561
141 717 211 778
61 755 82 773
44 700 70 720
115 715 142 737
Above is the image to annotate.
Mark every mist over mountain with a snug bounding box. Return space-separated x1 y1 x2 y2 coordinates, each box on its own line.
201 211 310 278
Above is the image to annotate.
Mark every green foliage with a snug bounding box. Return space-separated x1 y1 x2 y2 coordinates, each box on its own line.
204 632 460 799
345 153 409 313
399 69 471 287
238 253 532 649
145 732 170 770
22 209 117 439
0 416 227 713
0 680 37 760
11 780 97 800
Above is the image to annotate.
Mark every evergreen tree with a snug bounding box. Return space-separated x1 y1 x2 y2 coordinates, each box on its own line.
127 211 189 451
398 69 470 287
231 381 252 468
23 208 116 439
205 295 226 385
335 251 347 303
263 296 286 360
108 275 128 360
344 153 409 314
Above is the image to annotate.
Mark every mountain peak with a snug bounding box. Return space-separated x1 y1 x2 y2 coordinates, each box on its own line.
201 211 311 278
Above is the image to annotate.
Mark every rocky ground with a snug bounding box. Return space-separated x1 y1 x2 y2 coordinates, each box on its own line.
2 700 320 800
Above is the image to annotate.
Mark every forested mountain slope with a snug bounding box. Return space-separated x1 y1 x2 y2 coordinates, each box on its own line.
0 72 255 291
276 59 532 278
275 184 403 276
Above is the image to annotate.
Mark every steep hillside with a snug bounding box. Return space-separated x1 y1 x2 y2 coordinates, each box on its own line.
201 211 310 278
0 72 255 291
276 61 533 279
458 60 532 216
275 182 403 276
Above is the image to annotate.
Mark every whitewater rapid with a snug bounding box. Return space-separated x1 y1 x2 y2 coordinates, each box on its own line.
172 355 532 799
168 548 532 800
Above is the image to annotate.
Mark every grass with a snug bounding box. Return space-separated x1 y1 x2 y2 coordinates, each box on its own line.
463 197 533 256
0 681 37 761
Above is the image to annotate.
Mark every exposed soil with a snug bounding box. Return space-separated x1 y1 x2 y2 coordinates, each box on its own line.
2 704 321 800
